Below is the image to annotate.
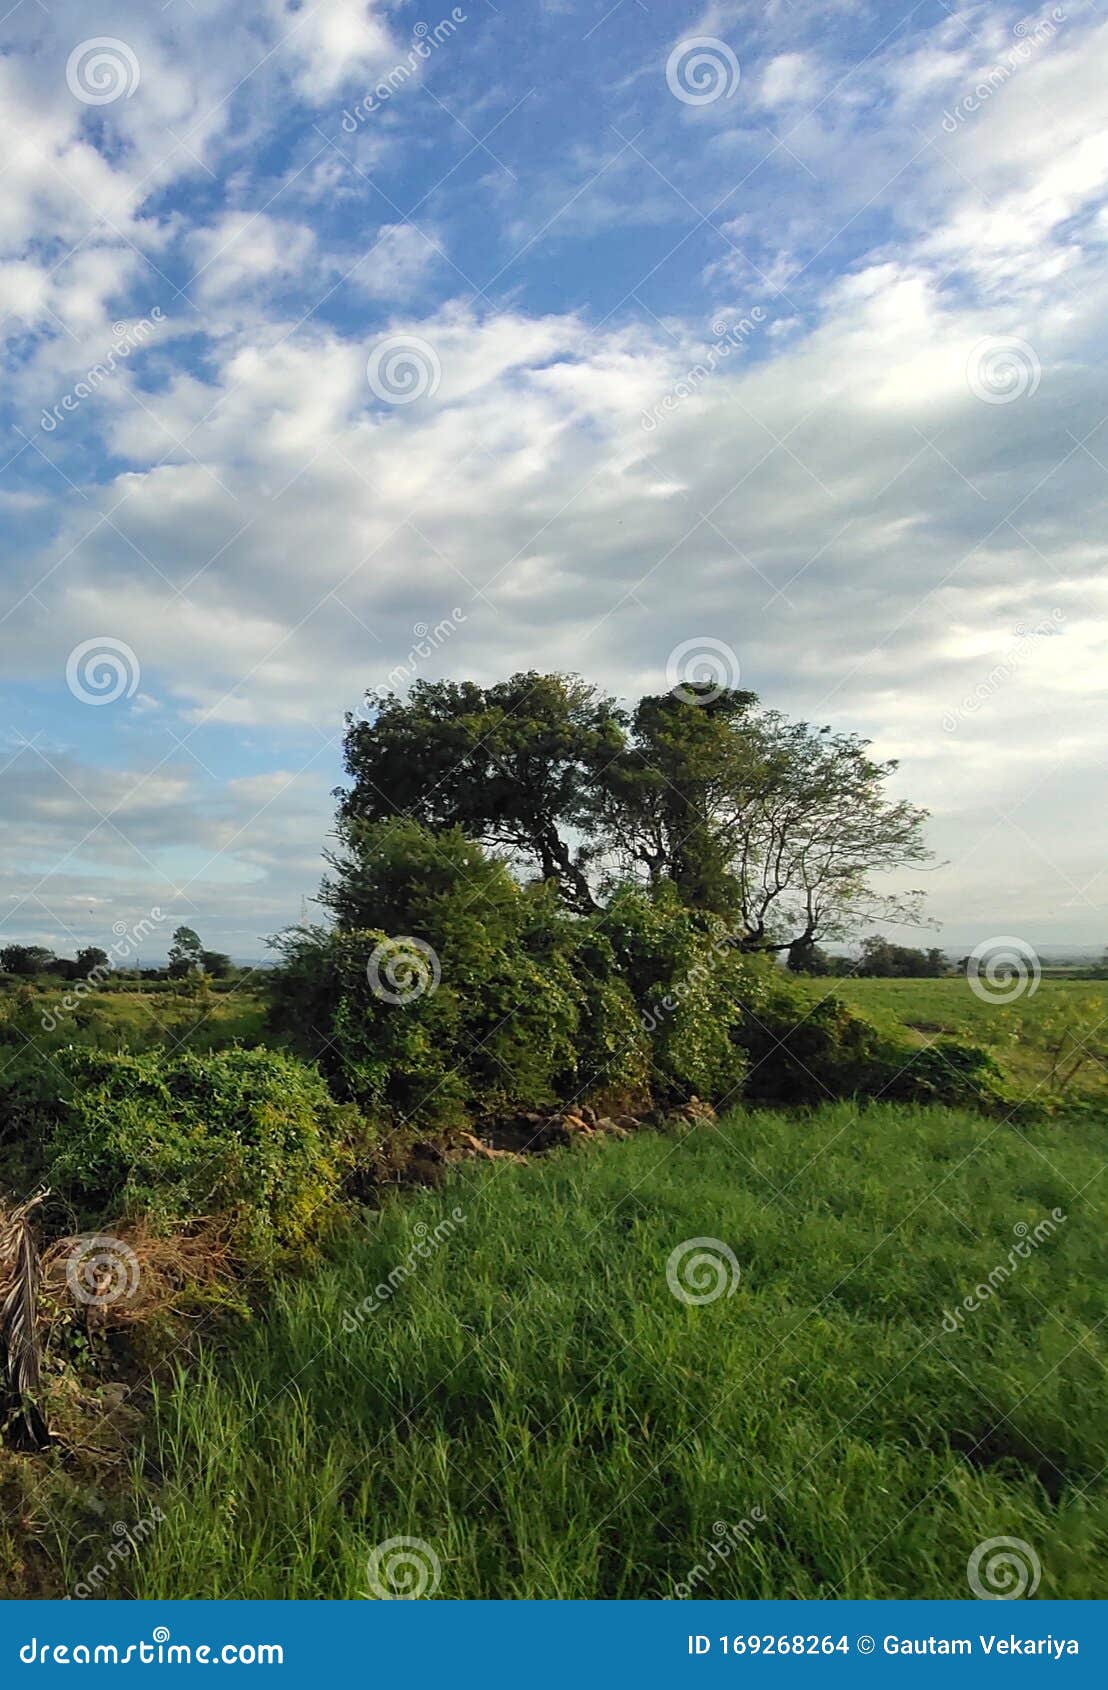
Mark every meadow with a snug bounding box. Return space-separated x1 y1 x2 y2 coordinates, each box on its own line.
811 976 1108 1104
94 1100 1105 1599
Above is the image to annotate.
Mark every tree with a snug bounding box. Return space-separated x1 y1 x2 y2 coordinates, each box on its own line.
595 686 759 914
75 946 110 978
339 674 625 913
856 935 948 977
596 690 931 950
200 950 234 979
338 673 932 952
167 925 204 978
0 944 55 977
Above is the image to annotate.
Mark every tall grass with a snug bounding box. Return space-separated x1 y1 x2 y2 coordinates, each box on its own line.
99 1102 1106 1599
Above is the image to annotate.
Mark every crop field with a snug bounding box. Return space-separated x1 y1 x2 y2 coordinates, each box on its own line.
41 1095 1102 1601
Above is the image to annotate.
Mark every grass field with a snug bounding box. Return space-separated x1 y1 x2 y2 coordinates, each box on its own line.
0 984 268 1062
807 977 1108 1103
73 1099 1105 1600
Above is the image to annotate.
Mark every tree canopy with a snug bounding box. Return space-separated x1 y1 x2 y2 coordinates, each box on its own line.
338 671 931 952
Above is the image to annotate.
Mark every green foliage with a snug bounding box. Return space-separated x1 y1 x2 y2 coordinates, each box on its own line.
338 672 930 948
167 925 203 979
0 945 55 977
596 886 747 1102
278 823 999 1132
273 828 652 1134
853 934 949 977
341 675 624 912
3 1047 367 1268
738 981 885 1103
873 1039 1005 1107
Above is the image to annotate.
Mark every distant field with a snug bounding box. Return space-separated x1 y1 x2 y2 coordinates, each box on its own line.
802 976 1108 1103
71 1102 1105 1600
0 983 268 1058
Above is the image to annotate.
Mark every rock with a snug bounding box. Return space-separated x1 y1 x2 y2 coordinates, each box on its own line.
458 1131 519 1161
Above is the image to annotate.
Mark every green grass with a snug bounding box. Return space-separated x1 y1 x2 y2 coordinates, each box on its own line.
90 1102 1107 1600
0 984 268 1063
802 976 1108 1102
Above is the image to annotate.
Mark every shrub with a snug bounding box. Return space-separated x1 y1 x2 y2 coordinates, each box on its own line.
270 822 1008 1137
737 981 885 1104
3 1047 368 1269
872 1039 1006 1109
272 823 654 1132
269 910 647 1137
596 887 748 1103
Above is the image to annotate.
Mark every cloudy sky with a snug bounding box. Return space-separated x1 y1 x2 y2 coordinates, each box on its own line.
0 0 1105 961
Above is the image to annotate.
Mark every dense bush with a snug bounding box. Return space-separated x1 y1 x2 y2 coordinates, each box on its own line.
595 886 748 1103
0 1047 367 1268
871 1039 1006 1108
270 822 651 1134
736 973 1005 1109
269 821 1003 1134
737 983 885 1103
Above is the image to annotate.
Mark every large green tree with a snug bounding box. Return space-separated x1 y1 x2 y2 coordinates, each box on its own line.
340 673 625 914
338 673 931 951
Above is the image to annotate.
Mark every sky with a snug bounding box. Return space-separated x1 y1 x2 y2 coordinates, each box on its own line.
0 0 1105 962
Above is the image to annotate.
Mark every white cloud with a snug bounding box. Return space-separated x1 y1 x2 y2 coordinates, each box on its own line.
760 53 822 107
189 213 319 301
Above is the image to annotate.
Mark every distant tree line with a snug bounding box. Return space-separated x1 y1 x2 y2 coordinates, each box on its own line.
0 926 235 983
797 934 951 978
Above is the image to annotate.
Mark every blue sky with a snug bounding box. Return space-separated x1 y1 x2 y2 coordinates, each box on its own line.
1 0 1105 959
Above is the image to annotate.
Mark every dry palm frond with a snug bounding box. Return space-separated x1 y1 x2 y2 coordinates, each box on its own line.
0 1191 51 1452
